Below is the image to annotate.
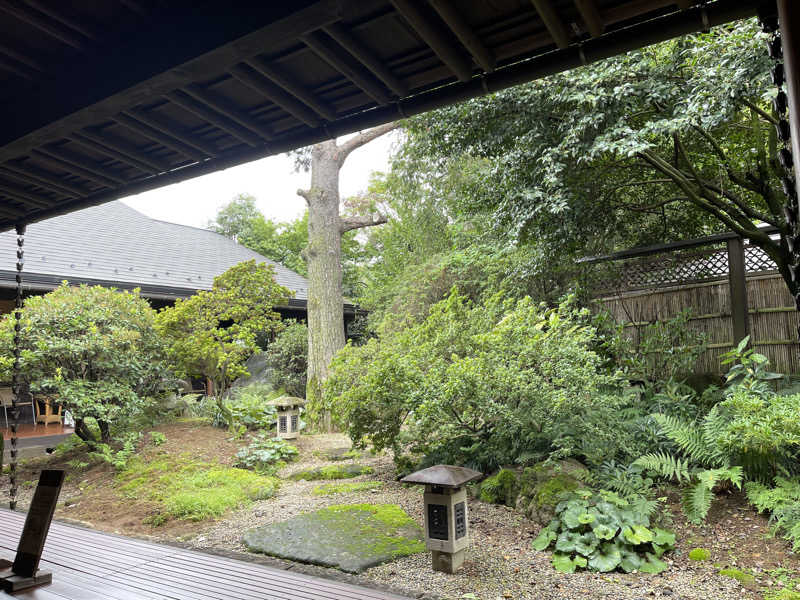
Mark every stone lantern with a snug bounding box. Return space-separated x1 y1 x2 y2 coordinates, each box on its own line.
401 464 482 573
268 396 306 440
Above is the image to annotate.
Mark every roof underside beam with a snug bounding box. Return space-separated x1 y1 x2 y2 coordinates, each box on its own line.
428 0 495 72
574 0 605 37
530 0 572 49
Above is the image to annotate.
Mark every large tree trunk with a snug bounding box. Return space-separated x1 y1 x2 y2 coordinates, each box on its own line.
304 140 345 428
298 124 396 429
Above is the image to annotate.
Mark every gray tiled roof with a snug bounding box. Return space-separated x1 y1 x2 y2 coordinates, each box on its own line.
0 201 309 301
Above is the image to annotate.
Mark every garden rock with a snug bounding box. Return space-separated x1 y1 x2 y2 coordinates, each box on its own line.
242 504 424 573
515 459 588 525
291 464 373 481
230 352 274 391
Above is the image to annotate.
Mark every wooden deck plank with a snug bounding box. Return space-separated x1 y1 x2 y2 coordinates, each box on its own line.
0 509 412 600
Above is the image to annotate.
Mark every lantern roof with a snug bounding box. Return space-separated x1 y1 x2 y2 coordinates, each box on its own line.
400 464 482 488
268 395 307 409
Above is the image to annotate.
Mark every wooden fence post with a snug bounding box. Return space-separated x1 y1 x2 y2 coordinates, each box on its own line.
727 237 750 344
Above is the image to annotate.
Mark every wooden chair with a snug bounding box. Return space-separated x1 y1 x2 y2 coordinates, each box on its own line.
0 387 36 427
35 398 62 426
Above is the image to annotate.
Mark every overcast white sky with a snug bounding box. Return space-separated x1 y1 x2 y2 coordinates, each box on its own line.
121 132 398 227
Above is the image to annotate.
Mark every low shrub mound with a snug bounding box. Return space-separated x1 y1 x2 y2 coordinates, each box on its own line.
479 469 519 506
516 460 588 526
117 453 279 523
532 490 675 574
235 435 298 473
291 464 373 481
242 504 424 573
312 482 383 496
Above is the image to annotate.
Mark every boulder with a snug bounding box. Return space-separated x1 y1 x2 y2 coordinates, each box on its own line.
229 352 275 391
515 459 588 525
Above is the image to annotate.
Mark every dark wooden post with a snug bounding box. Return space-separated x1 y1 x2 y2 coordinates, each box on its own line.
779 0 800 200
727 237 750 345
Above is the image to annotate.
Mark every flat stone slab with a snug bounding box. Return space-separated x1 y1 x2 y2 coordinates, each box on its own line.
242 504 424 573
290 463 373 481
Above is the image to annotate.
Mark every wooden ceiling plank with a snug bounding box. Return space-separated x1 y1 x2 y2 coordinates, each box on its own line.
0 162 84 197
246 57 337 122
229 64 320 128
71 131 164 174
0 199 27 218
0 43 43 72
182 84 274 143
389 0 473 82
530 0 572 49
22 0 97 40
428 0 496 72
301 31 392 105
0 55 36 80
0 180 50 209
0 1 85 50
574 0 605 37
166 90 264 147
113 113 208 163
127 107 220 156
323 22 409 96
676 0 692 8
33 147 124 187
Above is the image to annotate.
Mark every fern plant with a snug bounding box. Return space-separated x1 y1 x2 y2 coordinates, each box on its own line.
746 477 800 552
634 412 743 523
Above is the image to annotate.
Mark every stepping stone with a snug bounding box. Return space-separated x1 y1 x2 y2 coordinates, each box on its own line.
242 504 424 573
290 464 372 481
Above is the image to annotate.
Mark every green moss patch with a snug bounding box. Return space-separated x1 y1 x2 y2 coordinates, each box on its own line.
766 590 800 600
242 503 424 573
688 548 711 561
291 464 373 481
313 448 362 461
116 453 279 523
312 481 383 496
719 568 756 585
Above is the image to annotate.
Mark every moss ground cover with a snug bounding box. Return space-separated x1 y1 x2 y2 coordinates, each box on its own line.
312 481 383 496
117 452 278 522
290 464 373 481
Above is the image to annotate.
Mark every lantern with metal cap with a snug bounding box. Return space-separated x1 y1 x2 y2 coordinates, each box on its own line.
400 464 482 573
267 396 306 439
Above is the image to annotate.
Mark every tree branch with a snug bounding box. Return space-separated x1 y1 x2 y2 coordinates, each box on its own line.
336 123 398 164
297 188 311 206
741 99 779 126
339 213 388 233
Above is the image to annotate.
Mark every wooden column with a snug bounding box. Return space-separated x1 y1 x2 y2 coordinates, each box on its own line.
727 237 750 344
779 0 800 200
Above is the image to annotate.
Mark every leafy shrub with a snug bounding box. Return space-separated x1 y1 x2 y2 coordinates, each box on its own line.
595 310 705 385
479 469 519 506
531 490 675 573
234 435 298 472
88 431 142 470
221 383 279 434
0 284 171 444
150 432 166 446
326 292 622 473
265 321 307 397
746 477 800 552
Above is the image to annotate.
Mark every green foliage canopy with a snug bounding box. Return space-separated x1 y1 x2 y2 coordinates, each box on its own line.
0 284 169 443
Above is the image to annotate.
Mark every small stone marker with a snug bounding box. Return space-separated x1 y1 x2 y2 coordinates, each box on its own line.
0 469 65 591
401 464 482 574
268 396 305 439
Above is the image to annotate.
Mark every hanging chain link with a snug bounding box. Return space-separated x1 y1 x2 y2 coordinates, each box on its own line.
760 15 800 337
9 223 25 511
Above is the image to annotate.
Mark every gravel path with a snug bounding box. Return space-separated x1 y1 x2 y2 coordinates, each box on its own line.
182 434 763 600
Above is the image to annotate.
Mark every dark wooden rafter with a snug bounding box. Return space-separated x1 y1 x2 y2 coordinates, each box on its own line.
322 22 409 96
182 84 274 143
245 57 337 122
229 64 321 128
390 0 473 82
70 131 165 175
427 0 495 73
676 0 692 9
22 0 97 41
530 0 572 49
112 112 208 162
165 89 265 147
0 179 53 208
32 146 125 187
0 200 27 219
0 1 86 50
0 162 85 197
125 106 220 157
574 0 605 37
0 43 43 72
300 31 392 105
0 55 36 80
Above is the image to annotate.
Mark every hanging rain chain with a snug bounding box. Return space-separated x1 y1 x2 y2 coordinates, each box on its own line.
761 16 800 338
9 223 25 511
